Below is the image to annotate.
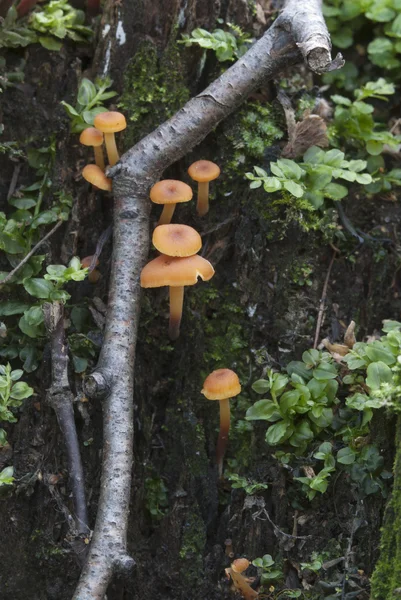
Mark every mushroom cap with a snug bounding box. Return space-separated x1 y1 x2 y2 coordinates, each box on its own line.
79 127 104 147
153 224 201 257
94 111 127 133
140 254 214 288
150 180 193 205
80 255 100 269
231 559 250 574
201 369 241 400
82 164 112 191
188 160 220 183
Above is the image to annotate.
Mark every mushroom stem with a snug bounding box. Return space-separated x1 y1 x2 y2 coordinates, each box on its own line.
197 181 210 217
94 146 105 171
217 397 231 477
169 285 184 340
158 203 176 226
104 132 119 166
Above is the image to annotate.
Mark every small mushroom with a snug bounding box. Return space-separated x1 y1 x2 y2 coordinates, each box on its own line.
201 369 241 477
80 255 100 282
93 111 127 166
82 164 112 191
79 127 105 170
140 253 214 340
188 160 220 217
150 180 193 226
226 558 259 600
152 224 201 257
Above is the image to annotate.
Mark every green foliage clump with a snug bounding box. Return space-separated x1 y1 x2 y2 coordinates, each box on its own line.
61 77 117 133
180 22 252 62
246 146 372 210
0 2 92 52
252 554 283 585
246 320 401 501
331 78 401 155
323 0 401 72
0 362 33 431
226 473 268 494
144 476 168 519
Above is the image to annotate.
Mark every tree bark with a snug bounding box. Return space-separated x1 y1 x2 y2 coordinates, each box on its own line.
74 1 343 597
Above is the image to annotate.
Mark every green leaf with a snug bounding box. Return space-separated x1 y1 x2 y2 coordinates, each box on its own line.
254 166 268 177
266 420 292 445
337 446 356 465
38 36 62 51
252 379 270 394
283 180 304 197
10 381 33 400
23 278 54 299
367 140 384 155
77 78 97 106
0 301 29 316
366 361 393 390
279 390 300 414
365 341 396 365
276 158 304 180
289 420 314 448
8 197 37 209
246 400 281 422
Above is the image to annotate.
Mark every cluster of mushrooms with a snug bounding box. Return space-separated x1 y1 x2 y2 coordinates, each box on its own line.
79 111 240 477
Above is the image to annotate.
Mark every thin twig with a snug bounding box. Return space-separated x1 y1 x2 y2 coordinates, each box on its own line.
313 249 338 349
43 302 89 535
0 220 63 287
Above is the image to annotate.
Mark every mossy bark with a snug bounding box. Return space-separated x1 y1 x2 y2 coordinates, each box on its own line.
371 415 401 599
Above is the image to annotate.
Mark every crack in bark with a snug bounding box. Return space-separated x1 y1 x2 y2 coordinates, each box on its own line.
73 1 343 597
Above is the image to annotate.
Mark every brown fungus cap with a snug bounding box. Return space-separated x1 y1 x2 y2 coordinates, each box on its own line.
150 180 193 205
80 255 100 269
201 369 241 401
82 164 112 191
79 127 104 147
153 224 201 257
140 254 214 288
188 160 220 183
94 111 127 133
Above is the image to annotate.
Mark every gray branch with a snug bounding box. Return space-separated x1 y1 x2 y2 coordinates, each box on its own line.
73 1 343 597
43 302 89 536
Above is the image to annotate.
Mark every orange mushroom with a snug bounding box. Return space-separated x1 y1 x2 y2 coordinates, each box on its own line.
226 558 259 600
188 160 220 217
79 127 105 170
93 111 126 166
150 180 193 226
82 164 112 191
152 224 201 257
140 254 214 340
201 369 241 477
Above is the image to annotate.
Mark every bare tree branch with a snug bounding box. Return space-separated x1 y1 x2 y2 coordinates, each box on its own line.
43 302 89 536
74 1 343 597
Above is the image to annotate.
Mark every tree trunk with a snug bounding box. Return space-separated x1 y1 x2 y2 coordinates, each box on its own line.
0 1 398 599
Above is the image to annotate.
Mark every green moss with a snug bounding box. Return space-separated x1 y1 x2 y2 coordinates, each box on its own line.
119 37 190 148
179 508 206 585
371 415 401 599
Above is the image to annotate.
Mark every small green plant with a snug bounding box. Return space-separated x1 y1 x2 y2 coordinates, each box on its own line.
0 466 14 487
331 78 401 155
226 473 269 494
323 0 401 70
300 551 325 573
0 2 92 52
252 554 283 584
180 22 252 62
246 320 401 501
0 363 33 444
144 476 168 519
246 146 372 209
61 77 117 133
